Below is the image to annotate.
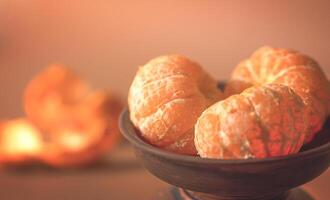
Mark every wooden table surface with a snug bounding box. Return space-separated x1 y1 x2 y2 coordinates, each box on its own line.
0 143 329 200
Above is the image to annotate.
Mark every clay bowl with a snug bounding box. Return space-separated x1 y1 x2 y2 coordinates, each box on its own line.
120 108 330 200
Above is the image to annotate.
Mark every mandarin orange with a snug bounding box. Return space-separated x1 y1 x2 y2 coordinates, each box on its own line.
196 47 329 159
24 64 89 132
128 55 223 155
23 64 123 166
225 46 330 143
41 91 122 167
195 84 307 159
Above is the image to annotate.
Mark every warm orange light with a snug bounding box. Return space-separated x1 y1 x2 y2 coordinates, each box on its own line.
56 130 90 152
23 64 89 132
0 64 124 167
39 91 122 167
0 119 43 161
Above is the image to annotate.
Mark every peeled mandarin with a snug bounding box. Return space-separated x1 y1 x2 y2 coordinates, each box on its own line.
128 55 222 155
225 47 330 143
195 84 307 159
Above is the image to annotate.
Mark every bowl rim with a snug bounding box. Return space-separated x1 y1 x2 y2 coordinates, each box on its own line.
120 108 330 165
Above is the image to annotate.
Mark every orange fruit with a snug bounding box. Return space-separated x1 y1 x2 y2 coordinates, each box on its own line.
41 91 122 167
225 47 330 143
195 84 307 159
24 64 89 132
128 55 222 155
24 64 123 166
196 46 329 159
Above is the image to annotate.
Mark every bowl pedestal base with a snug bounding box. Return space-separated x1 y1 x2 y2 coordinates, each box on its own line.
171 187 314 200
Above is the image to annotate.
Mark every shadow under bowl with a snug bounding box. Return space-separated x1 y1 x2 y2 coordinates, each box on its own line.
120 108 330 200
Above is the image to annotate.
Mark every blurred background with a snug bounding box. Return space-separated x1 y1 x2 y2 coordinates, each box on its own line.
1 0 330 118
0 0 329 199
